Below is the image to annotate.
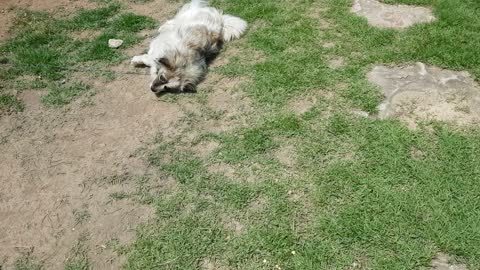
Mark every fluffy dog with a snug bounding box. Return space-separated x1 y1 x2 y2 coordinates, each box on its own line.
131 0 247 94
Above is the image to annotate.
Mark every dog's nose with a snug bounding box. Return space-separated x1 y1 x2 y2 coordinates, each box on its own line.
150 85 158 93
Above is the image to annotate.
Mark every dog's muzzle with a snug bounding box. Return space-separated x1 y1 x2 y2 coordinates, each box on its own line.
150 85 173 94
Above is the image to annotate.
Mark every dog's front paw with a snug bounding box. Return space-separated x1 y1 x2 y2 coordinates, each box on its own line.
131 55 145 67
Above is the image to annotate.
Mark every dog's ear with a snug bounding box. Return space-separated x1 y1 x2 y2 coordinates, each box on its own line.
158 57 173 70
182 82 196 93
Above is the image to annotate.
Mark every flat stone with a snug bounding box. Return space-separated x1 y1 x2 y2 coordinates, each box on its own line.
368 62 480 128
352 0 435 29
431 253 467 270
108 39 124 49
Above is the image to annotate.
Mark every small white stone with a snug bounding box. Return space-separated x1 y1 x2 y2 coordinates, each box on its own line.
108 39 124 49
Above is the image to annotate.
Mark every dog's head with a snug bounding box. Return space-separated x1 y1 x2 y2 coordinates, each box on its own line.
150 49 206 94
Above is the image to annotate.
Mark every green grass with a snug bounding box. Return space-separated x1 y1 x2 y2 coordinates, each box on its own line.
122 0 480 269
0 4 156 111
42 82 91 107
73 207 91 225
0 93 25 112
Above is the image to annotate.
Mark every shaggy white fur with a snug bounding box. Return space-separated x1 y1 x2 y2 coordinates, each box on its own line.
131 0 247 94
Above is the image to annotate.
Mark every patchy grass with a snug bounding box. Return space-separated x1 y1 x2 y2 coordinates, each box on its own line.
0 4 155 111
0 93 24 113
73 207 91 225
64 234 91 270
14 254 43 270
122 0 480 269
42 82 91 107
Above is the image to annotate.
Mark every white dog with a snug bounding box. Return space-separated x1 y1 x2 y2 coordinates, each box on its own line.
131 0 247 94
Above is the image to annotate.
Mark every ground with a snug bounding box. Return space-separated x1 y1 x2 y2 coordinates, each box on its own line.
0 0 479 269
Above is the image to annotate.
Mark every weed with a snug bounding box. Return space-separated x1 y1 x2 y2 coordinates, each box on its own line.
14 253 43 270
73 207 91 225
64 234 90 270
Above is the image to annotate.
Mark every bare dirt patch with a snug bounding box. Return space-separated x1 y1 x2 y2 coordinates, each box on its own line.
351 0 435 29
275 145 297 167
0 72 182 269
207 77 251 114
287 89 336 116
122 0 179 20
322 42 336 49
222 217 246 236
307 4 332 30
200 258 230 270
207 163 236 179
368 62 480 129
288 95 317 115
327 56 346 69
193 140 220 158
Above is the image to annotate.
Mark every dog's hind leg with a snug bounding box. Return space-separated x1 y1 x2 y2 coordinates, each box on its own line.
131 54 155 67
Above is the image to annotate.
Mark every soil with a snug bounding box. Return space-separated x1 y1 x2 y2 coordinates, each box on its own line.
0 71 183 268
275 145 296 167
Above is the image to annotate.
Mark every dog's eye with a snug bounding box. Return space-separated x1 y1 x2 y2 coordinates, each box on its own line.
159 75 167 83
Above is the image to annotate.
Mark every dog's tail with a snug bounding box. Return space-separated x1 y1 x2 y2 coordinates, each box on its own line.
222 15 247 42
191 0 208 8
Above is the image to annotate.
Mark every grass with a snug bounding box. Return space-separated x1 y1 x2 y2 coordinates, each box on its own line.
0 3 156 111
0 93 24 112
42 82 91 107
14 254 43 270
64 234 91 270
73 207 91 225
122 0 480 269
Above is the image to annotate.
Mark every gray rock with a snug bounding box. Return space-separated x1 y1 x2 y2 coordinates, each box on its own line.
351 0 435 29
108 39 124 49
431 253 467 270
367 62 480 129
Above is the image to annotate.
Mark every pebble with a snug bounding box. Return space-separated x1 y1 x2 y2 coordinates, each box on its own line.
108 39 124 49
